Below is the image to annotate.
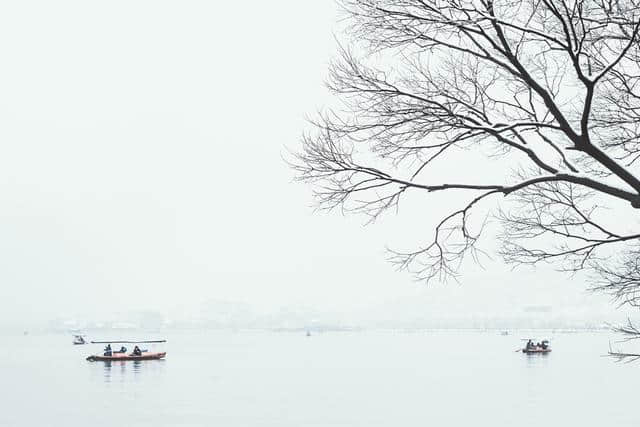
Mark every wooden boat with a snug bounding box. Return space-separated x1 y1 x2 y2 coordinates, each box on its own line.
521 339 551 354
86 352 166 362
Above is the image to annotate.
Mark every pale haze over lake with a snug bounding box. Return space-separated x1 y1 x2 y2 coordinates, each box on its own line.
0 0 627 331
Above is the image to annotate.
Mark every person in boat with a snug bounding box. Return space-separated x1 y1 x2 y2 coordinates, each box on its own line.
103 344 112 356
118 346 127 353
540 340 549 350
132 345 142 356
525 339 535 350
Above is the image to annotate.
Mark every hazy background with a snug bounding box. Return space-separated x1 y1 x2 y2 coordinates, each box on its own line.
0 0 627 330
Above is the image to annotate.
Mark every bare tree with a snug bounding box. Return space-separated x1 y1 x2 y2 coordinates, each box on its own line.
292 0 640 356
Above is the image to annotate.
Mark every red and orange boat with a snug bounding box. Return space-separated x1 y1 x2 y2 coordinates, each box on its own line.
86 352 166 362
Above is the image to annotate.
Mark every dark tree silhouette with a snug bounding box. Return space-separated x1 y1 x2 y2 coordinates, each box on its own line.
292 0 640 357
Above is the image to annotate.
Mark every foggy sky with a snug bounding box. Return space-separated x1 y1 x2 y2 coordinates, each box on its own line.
0 1 625 328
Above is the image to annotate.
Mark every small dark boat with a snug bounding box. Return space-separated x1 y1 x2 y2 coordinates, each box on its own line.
521 338 551 354
86 352 166 362
522 348 551 354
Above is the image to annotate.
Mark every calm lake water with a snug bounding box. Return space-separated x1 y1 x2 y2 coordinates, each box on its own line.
1 330 639 426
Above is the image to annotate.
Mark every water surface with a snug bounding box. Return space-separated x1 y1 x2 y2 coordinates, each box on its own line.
1 330 637 426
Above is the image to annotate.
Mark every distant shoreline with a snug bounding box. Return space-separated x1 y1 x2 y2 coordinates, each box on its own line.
3 326 617 337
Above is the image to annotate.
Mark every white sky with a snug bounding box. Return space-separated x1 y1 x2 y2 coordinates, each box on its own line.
0 1 624 326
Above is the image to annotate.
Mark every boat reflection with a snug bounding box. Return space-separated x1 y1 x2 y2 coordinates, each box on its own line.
100 359 164 383
524 351 551 370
